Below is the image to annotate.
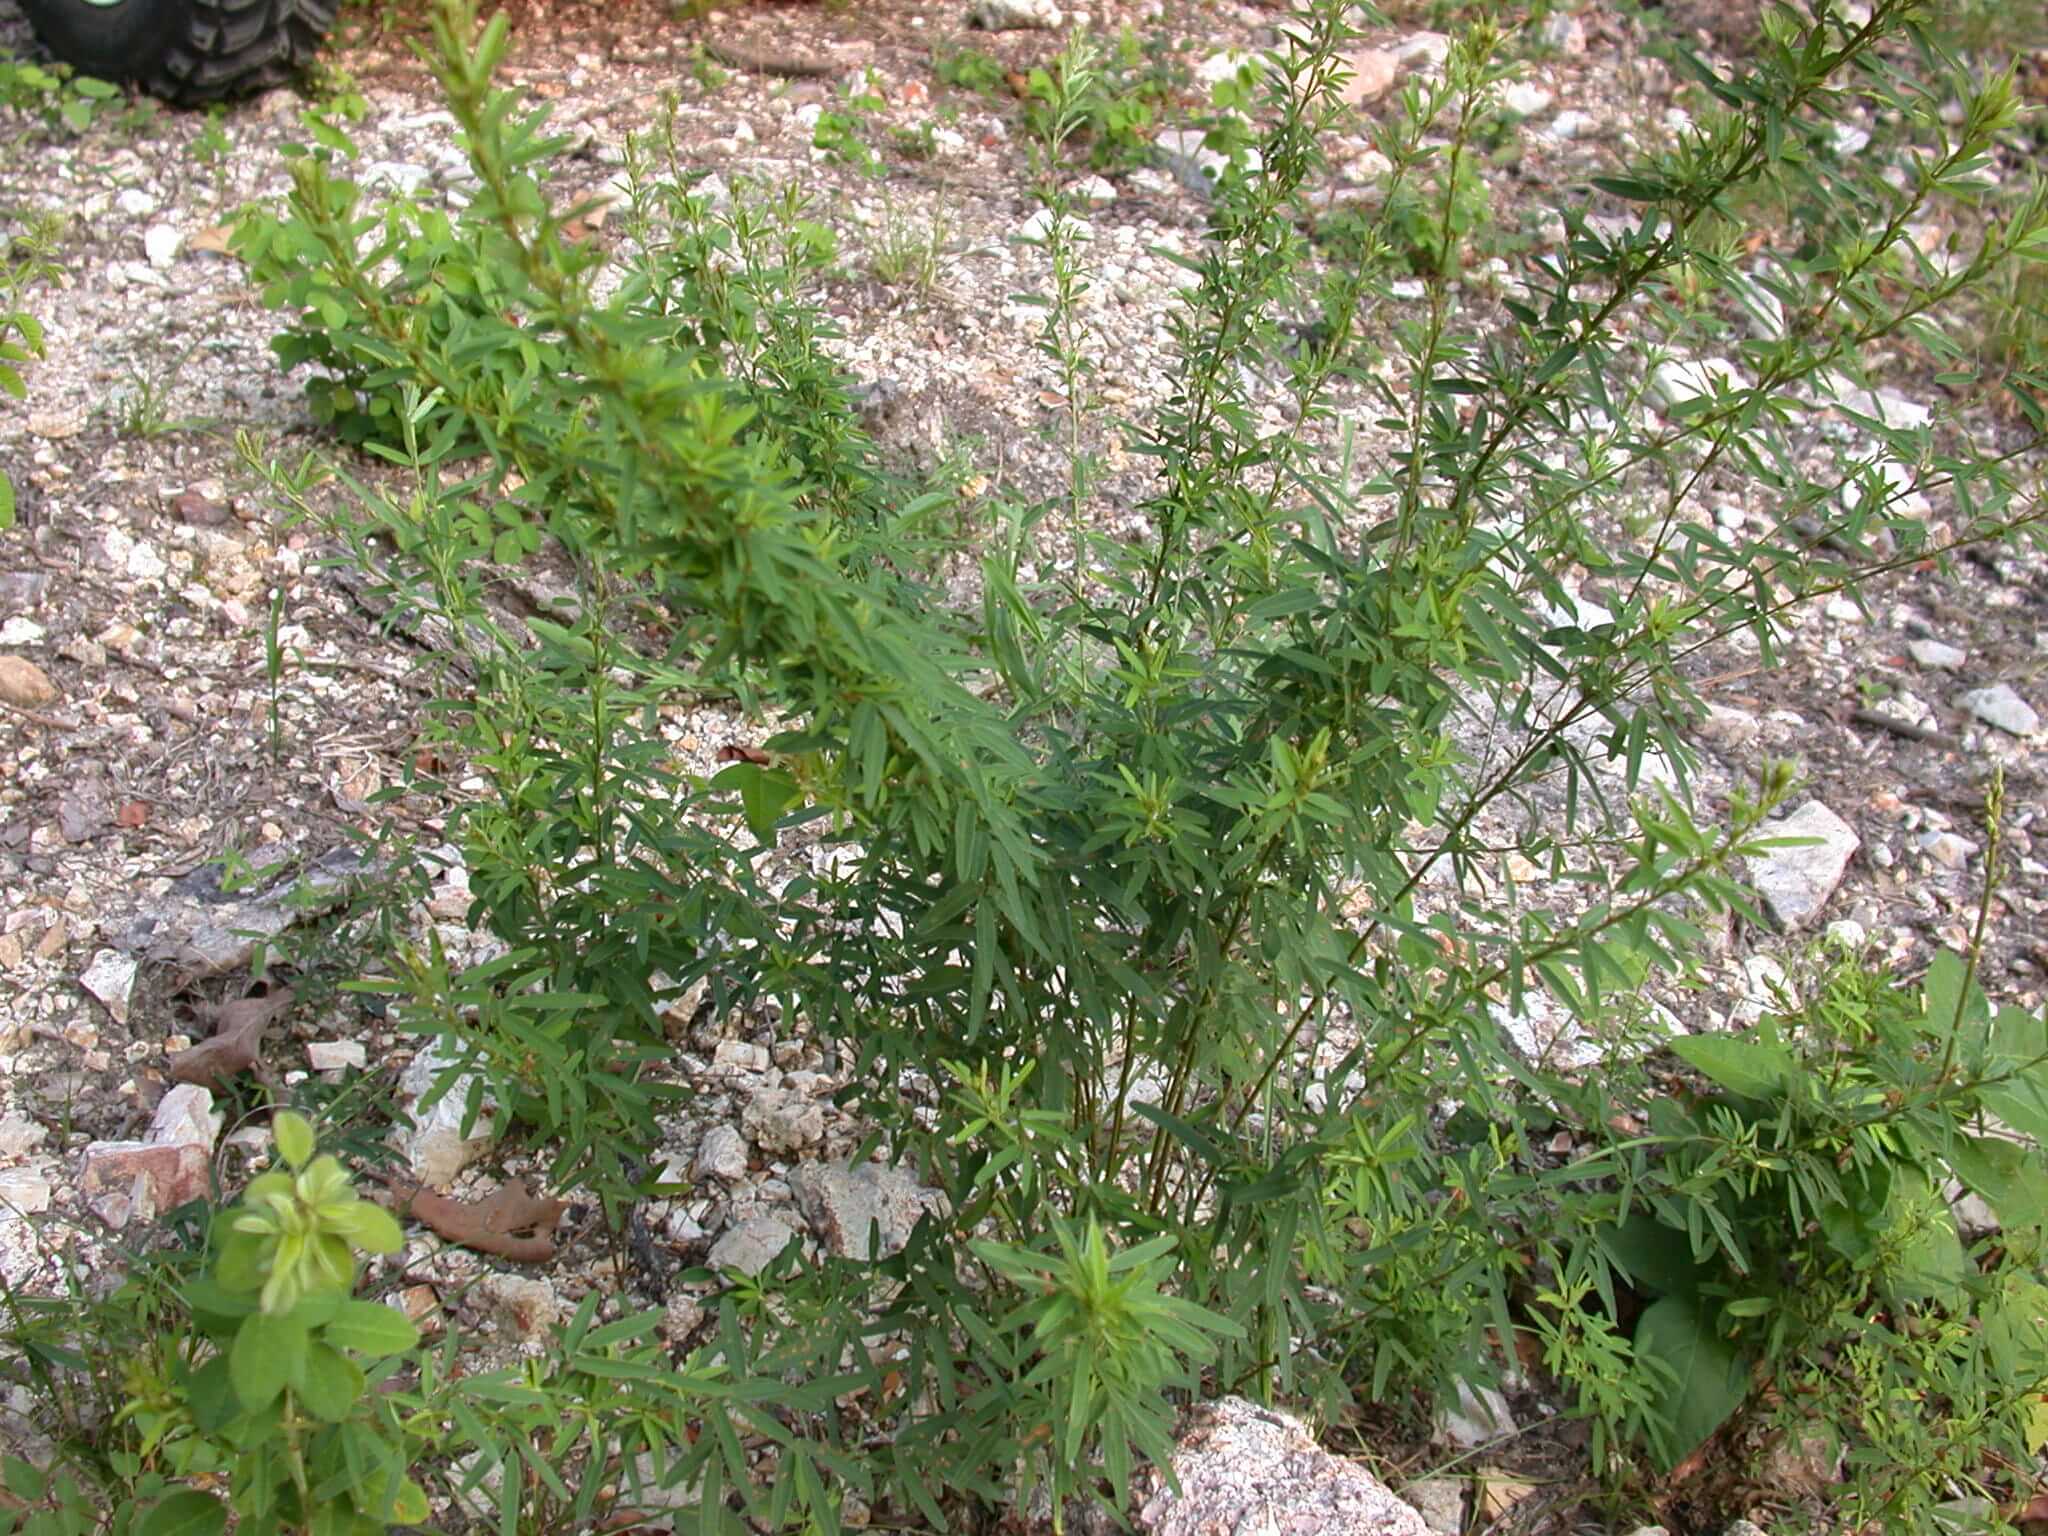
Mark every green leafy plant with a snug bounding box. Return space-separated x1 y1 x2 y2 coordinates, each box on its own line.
116 1111 425 1536
111 341 215 440
232 0 2048 1526
189 107 234 206
0 214 61 532
1568 907 2048 1499
812 74 887 177
934 44 1007 97
975 1221 1243 1512
0 55 120 135
869 198 953 293
1017 29 1177 174
231 89 538 453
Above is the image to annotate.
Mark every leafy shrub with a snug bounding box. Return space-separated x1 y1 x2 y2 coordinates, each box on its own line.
210 0 2048 1526
0 1115 428 1536
1017 25 1190 173
1542 919 2048 1515
0 214 62 531
812 75 888 177
0 55 121 135
934 44 1007 97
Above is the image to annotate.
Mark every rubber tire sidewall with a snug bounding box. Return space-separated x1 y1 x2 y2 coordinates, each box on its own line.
18 0 193 89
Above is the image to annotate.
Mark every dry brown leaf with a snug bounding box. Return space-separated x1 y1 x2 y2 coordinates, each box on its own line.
167 988 296 1086
116 801 150 829
1477 1471 1535 1521
383 1177 567 1262
717 743 772 766
188 223 236 255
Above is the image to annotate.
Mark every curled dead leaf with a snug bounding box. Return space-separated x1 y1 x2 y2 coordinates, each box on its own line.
374 1175 567 1262
167 988 296 1086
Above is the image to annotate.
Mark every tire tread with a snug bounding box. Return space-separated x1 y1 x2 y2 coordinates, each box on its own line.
148 0 337 103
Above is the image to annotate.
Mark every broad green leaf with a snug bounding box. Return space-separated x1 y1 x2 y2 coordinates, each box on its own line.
273 1110 316 1169
182 1356 238 1433
322 1299 420 1356
1947 1135 2048 1231
324 1199 404 1255
1984 1280 2048 1383
1669 1035 1793 1100
1634 1295 1749 1469
1880 1169 1969 1305
2 1457 44 1502
1978 1080 2048 1144
1816 1161 1893 1264
296 1341 365 1423
1921 948 1976 1037
135 1491 227 1536
180 1273 259 1325
1596 1213 1705 1298
392 1477 430 1524
709 762 800 843
230 1310 308 1410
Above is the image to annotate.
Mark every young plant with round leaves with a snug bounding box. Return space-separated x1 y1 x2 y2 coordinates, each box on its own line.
120 1112 426 1536
213 1109 404 1316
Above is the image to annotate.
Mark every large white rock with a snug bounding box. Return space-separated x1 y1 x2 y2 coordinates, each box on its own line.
966 0 1061 29
395 1044 495 1187
741 1088 825 1154
1437 1381 1517 1448
1958 683 2040 737
79 950 139 1025
1747 801 1860 931
149 1084 221 1150
693 1125 749 1182
1139 1398 1428 1536
707 1214 795 1276
793 1161 943 1261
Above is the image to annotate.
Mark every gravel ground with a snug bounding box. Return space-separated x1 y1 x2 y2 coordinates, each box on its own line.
2 0 2047 1530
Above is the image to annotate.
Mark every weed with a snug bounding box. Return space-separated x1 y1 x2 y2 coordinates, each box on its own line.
0 54 120 135
934 44 1007 97
891 118 940 161
1017 38 1166 174
868 198 952 294
688 43 730 91
109 340 216 440
0 213 63 530
188 107 233 205
812 73 887 177
91 0 2048 1529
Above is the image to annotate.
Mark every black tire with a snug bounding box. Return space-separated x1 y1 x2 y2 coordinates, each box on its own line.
18 0 337 106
